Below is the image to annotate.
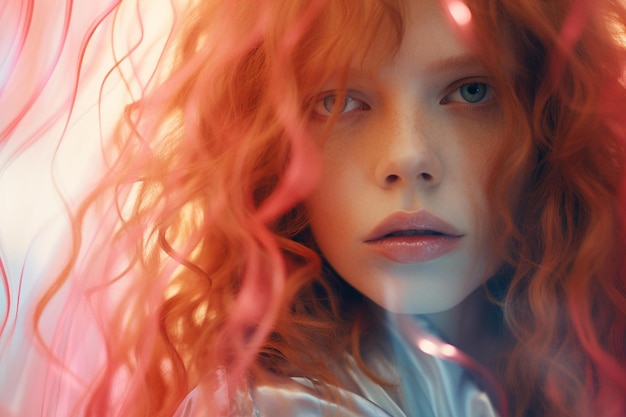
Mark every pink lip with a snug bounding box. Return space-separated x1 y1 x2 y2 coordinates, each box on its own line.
364 210 463 264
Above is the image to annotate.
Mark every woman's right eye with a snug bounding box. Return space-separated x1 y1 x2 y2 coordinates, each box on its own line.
312 92 369 116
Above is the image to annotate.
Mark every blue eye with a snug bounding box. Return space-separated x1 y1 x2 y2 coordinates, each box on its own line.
459 83 488 103
441 81 493 105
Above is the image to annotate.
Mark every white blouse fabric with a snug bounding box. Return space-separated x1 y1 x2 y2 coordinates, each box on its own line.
176 315 499 417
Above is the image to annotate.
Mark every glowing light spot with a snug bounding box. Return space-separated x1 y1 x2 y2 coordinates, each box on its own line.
448 1 472 26
417 339 438 355
441 343 458 357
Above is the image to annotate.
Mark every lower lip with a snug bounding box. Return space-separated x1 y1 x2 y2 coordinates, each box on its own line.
365 235 462 263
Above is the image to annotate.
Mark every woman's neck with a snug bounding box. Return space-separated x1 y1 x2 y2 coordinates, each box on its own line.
423 285 511 377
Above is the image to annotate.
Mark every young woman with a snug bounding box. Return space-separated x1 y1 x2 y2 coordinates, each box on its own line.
1 0 625 416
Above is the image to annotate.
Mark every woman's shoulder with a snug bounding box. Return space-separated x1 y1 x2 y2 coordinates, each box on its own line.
172 371 396 417
250 375 397 417
174 315 499 417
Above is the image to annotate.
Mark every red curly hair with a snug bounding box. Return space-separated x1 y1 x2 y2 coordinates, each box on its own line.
1 0 624 416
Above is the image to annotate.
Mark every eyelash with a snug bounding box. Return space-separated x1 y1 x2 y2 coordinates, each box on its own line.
310 79 495 117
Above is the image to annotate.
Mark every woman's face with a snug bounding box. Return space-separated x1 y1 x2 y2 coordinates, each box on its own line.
306 0 513 314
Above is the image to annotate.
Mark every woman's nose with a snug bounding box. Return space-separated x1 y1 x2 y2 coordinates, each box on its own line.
373 111 443 189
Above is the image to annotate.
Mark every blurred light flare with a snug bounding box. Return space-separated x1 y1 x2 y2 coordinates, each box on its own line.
440 343 458 357
417 338 438 355
447 0 472 26
417 336 459 358
404 315 509 417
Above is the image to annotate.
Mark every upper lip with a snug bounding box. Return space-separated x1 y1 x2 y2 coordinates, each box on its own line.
364 210 463 242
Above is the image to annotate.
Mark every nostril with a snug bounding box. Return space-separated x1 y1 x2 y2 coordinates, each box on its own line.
383 172 434 184
386 174 400 183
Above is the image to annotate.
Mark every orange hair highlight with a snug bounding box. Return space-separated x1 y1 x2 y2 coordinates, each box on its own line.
27 1 402 416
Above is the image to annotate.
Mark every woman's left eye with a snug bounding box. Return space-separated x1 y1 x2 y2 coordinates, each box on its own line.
442 82 493 105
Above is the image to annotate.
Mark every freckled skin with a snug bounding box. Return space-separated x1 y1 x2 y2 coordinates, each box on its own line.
306 0 516 314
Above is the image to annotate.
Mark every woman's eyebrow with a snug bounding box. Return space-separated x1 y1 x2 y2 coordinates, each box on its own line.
424 55 484 74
